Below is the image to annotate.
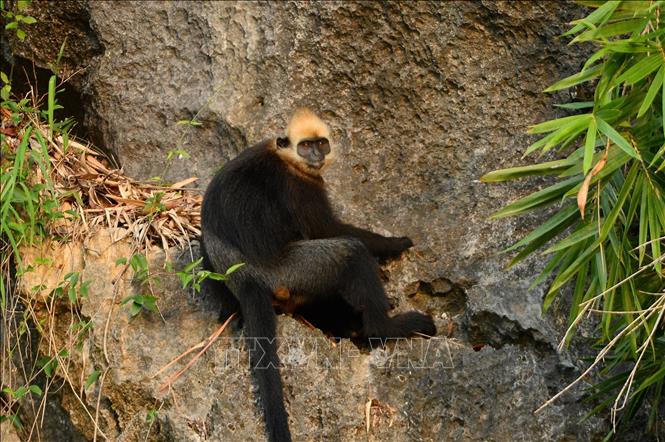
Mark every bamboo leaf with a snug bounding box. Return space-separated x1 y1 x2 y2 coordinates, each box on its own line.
648 191 663 275
599 163 639 241
615 54 662 85
543 222 598 254
480 157 578 182
554 101 594 110
47 75 56 138
547 241 600 298
596 117 639 158
544 65 603 93
490 176 581 219
638 185 648 265
504 205 579 253
583 118 597 175
577 171 593 220
578 148 608 219
528 114 592 134
637 65 664 118
563 1 620 36
632 361 665 396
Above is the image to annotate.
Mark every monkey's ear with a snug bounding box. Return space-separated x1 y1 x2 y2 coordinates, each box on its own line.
276 137 290 148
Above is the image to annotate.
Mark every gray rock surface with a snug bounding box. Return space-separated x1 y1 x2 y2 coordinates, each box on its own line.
3 1 620 441
18 231 601 441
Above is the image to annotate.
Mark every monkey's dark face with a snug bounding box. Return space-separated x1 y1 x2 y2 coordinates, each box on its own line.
276 109 335 177
296 138 331 170
276 136 334 177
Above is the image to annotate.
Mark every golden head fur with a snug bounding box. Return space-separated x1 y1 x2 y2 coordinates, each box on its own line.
275 108 336 177
286 108 330 145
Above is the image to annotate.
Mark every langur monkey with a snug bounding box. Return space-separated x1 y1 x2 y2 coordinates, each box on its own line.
201 109 435 442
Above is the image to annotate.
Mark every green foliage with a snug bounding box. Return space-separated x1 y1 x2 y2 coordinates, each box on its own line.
2 384 42 398
121 253 160 317
176 257 244 293
0 413 23 429
145 409 157 424
36 349 69 378
483 1 664 436
1 74 70 311
144 191 166 214
1 24 98 432
84 369 101 390
129 253 149 283
121 293 158 317
46 271 90 304
1 0 36 41
176 119 202 127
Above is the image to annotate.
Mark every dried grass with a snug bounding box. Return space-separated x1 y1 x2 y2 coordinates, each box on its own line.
4 109 202 253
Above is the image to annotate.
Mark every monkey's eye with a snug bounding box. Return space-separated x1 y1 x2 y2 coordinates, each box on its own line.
319 138 330 154
277 137 289 148
300 141 311 149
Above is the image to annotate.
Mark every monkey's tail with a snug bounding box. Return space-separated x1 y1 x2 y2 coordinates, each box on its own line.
235 276 292 442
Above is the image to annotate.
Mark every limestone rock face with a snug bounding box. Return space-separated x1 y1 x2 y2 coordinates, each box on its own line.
3 1 611 441
17 230 600 441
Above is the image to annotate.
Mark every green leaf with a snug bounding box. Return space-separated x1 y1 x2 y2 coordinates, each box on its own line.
554 101 594 110
583 118 597 175
563 1 620 36
224 263 245 276
599 163 639 242
5 21 18 30
1 84 10 100
546 240 600 296
490 176 581 219
662 65 665 138
544 65 602 93
85 370 101 389
64 271 79 286
129 253 147 272
507 215 577 268
28 385 42 396
636 65 664 118
68 285 77 303
0 71 8 83
528 114 592 134
16 28 26 40
480 157 578 182
596 117 638 159
542 222 598 254
632 360 665 396
540 242 588 310
79 280 90 298
146 409 157 423
505 204 579 253
47 75 56 136
115 257 128 266
582 48 608 72
21 15 36 24
7 414 23 429
182 257 203 273
129 303 142 317
648 191 663 275
615 54 662 85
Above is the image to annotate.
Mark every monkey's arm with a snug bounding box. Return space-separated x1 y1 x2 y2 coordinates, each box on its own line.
292 183 412 258
332 223 413 258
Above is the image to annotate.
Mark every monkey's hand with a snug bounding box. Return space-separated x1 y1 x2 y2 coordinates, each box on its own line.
378 236 414 259
394 236 414 251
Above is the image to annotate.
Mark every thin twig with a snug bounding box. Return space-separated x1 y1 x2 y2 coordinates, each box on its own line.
158 313 236 392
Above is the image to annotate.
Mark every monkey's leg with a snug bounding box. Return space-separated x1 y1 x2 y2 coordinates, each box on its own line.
264 238 435 338
201 240 241 323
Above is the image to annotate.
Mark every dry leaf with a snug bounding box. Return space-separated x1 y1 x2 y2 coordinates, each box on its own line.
171 177 198 189
577 149 608 220
4 119 202 252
